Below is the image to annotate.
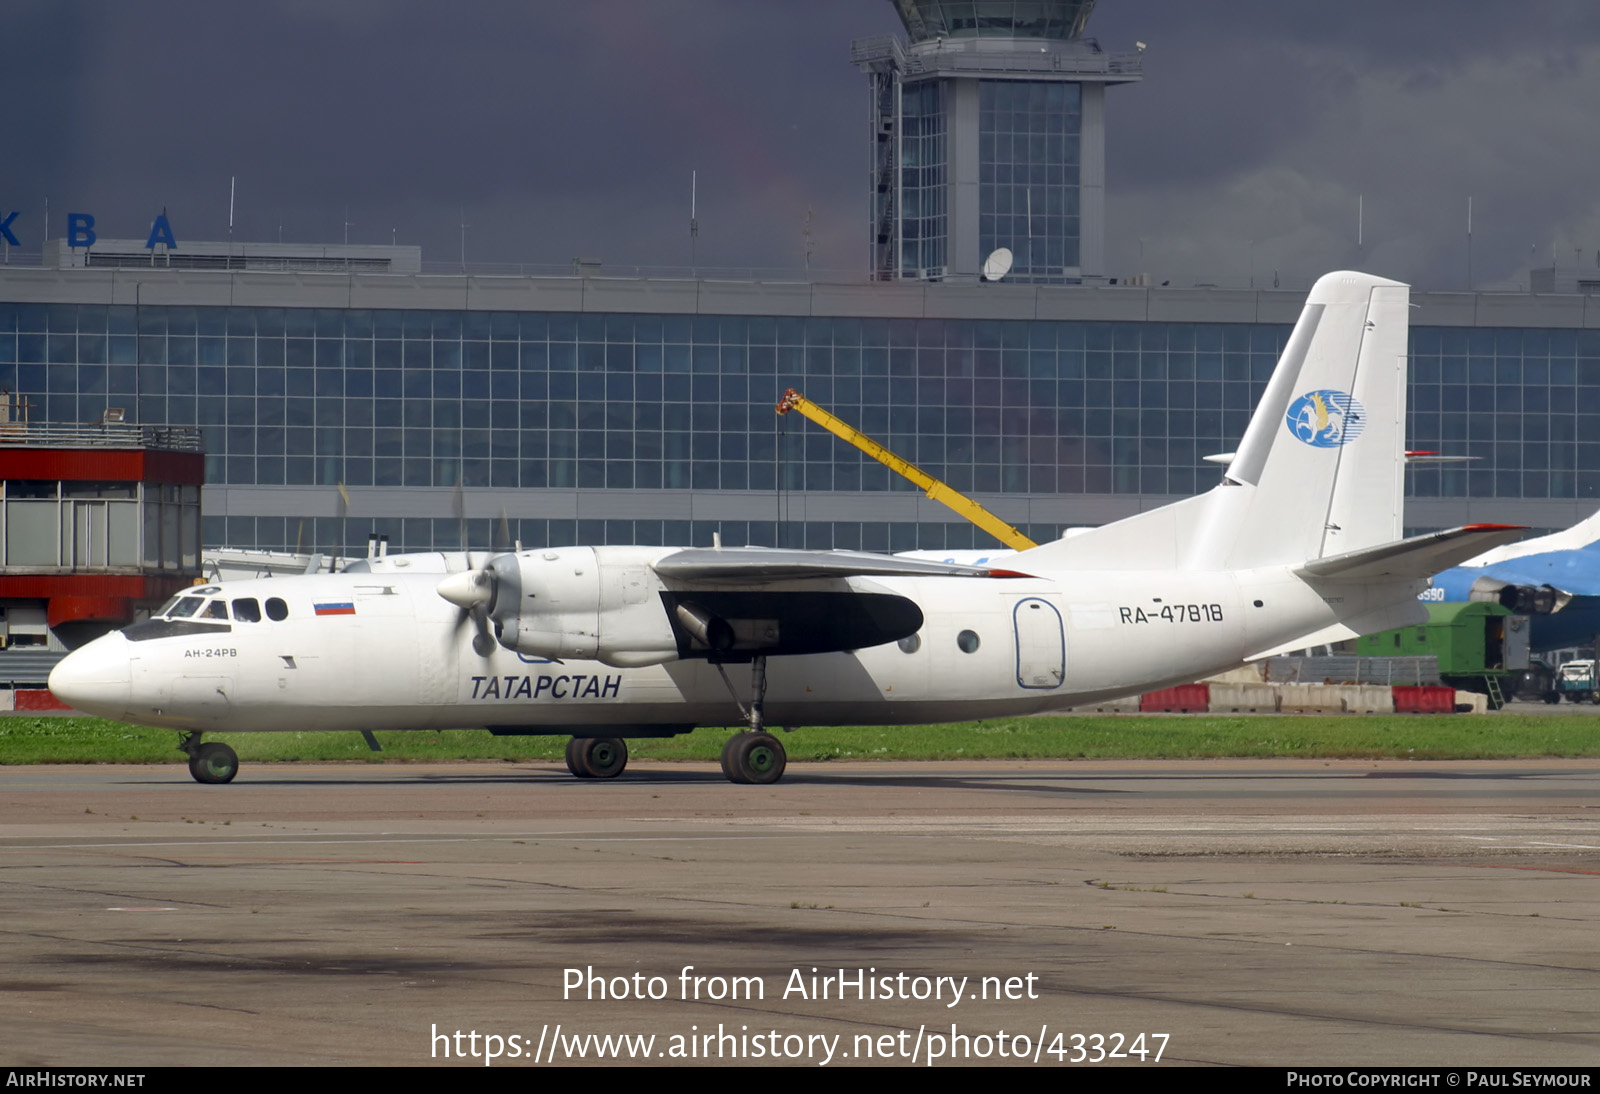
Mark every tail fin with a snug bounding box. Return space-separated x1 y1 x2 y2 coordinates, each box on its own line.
1020 270 1409 572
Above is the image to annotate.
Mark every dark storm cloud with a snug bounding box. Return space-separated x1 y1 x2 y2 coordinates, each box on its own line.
4 0 1597 290
1092 1 1600 289
0 3 94 223
4 0 899 271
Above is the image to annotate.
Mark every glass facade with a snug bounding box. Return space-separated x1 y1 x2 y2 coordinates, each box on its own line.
892 1 1097 41
979 80 1081 281
900 80 948 277
2 299 1598 556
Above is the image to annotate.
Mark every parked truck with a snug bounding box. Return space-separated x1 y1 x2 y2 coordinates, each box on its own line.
1555 659 1600 703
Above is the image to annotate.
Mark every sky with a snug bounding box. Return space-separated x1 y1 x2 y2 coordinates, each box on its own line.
4 0 1598 291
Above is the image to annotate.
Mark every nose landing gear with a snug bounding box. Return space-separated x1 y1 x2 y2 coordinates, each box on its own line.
178 733 239 784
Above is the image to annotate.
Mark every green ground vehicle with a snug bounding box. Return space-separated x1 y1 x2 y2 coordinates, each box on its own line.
1353 602 1529 710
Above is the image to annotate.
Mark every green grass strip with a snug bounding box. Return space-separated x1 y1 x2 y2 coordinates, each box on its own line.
0 713 1595 766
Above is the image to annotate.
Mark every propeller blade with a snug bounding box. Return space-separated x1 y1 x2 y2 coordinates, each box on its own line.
495 508 512 554
451 477 466 552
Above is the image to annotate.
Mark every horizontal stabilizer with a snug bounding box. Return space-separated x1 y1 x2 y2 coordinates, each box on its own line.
653 547 1031 583
1295 524 1528 582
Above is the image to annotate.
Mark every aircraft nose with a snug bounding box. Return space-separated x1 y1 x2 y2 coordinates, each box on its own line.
48 634 133 718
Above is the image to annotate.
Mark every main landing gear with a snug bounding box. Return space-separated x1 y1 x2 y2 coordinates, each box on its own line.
178 733 238 784
557 656 790 785
566 736 628 779
714 654 788 785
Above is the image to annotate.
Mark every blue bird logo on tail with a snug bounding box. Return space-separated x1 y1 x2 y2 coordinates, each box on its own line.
1286 390 1365 447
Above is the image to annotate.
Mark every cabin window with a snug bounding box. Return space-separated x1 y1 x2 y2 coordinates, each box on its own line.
232 598 262 623
957 629 980 653
897 633 921 654
265 597 289 621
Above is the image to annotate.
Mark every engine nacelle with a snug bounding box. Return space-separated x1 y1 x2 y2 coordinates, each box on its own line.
489 546 681 667
1468 576 1570 616
481 545 924 666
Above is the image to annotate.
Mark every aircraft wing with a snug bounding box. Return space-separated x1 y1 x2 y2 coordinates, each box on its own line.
1295 524 1528 582
1459 506 1600 568
651 547 1032 582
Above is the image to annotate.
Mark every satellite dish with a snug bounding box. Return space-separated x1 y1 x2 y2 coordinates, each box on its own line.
982 247 1013 281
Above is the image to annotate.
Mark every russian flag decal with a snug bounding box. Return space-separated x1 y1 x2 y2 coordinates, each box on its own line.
313 602 356 616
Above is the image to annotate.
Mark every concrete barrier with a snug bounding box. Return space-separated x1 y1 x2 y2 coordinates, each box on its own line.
14 689 69 711
1207 683 1280 713
1344 685 1396 714
1071 695 1142 713
1140 684 1211 712
1277 684 1346 713
1393 685 1457 714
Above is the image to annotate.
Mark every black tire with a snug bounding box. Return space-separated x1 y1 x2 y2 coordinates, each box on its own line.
724 732 786 785
719 733 742 781
188 742 238 785
1544 691 1562 704
573 737 628 779
565 737 592 779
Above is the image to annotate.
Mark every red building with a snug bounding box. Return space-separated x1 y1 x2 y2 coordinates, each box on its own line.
1 410 204 656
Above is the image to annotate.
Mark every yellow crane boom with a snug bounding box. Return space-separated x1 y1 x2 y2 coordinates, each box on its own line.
775 388 1038 551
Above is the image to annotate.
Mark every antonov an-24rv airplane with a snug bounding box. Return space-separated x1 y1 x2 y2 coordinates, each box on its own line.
49 271 1526 786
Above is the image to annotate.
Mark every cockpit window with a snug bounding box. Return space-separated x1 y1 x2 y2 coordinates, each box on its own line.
166 597 204 619
201 600 229 621
232 598 262 623
265 597 289 621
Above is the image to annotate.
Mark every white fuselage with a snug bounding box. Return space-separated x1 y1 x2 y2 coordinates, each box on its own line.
51 549 1398 735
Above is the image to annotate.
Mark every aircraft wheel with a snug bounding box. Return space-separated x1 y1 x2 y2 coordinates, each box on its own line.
570 737 628 779
565 737 592 779
719 733 741 781
723 732 786 785
188 742 238 785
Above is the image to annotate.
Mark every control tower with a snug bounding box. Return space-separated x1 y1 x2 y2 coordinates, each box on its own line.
853 1 1142 283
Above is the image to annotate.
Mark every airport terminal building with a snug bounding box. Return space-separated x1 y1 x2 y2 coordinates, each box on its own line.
4 0 1600 562
2 260 1599 561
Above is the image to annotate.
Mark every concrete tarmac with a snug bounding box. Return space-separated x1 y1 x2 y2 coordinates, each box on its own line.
2 758 1599 1068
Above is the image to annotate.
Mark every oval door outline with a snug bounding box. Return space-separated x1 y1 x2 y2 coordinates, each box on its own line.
1013 597 1065 690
